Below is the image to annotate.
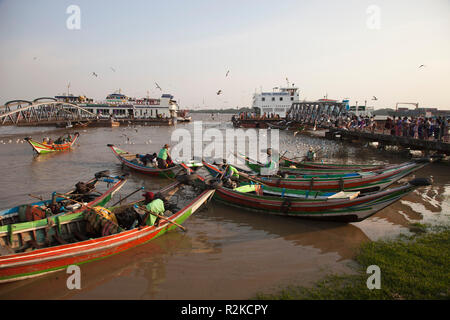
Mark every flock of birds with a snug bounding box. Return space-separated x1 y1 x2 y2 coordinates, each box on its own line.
0 138 25 145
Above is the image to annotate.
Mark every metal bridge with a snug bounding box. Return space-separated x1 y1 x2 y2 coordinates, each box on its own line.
0 97 97 126
287 100 348 123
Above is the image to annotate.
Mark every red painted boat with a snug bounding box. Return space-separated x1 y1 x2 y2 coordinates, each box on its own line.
107 144 185 178
24 132 80 154
0 181 215 283
202 160 429 193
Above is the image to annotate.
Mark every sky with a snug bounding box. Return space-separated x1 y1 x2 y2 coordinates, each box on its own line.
0 0 449 110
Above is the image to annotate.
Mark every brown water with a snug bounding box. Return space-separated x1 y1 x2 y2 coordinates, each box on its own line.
0 113 449 299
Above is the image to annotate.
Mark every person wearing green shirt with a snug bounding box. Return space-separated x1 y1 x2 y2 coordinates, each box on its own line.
157 144 170 169
221 161 239 180
142 191 165 226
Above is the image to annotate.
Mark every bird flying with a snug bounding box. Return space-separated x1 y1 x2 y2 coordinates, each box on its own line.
216 90 222 95
110 67 116 72
225 70 230 77
155 82 162 91
372 96 378 101
419 65 425 68
92 72 98 77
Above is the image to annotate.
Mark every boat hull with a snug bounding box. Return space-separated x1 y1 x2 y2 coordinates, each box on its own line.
212 181 427 222
108 144 183 178
25 133 80 154
0 186 215 283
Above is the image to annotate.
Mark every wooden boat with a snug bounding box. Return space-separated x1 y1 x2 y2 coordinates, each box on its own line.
202 160 428 194
24 132 80 154
281 156 386 171
202 162 363 200
244 157 413 176
107 144 184 178
209 176 431 222
0 180 215 283
0 171 128 227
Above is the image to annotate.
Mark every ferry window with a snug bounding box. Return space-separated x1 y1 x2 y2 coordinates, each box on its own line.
280 97 283 101
272 97 275 101
262 97 265 102
291 97 294 101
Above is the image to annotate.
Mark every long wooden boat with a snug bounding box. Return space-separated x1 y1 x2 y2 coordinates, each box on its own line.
0 181 215 283
244 158 410 177
24 132 80 154
202 162 361 200
202 160 428 193
210 177 431 222
281 156 387 171
0 172 128 227
107 144 186 178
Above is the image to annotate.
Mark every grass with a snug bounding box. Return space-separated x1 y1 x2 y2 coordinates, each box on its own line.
256 225 449 300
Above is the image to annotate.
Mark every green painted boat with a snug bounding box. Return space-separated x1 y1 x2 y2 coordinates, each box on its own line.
0 180 215 283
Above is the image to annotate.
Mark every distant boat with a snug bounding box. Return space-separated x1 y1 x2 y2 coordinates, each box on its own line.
24 132 80 154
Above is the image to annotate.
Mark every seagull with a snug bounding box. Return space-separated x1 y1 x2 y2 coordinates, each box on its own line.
217 90 222 95
225 70 230 77
92 72 98 77
418 65 425 68
372 96 378 101
155 82 162 91
110 67 116 72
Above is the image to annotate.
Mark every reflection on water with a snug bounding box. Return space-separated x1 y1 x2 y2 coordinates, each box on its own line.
0 113 448 299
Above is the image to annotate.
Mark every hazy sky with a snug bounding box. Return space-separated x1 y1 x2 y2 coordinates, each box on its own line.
0 0 449 110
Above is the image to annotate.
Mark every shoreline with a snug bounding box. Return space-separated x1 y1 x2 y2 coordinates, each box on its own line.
254 223 449 300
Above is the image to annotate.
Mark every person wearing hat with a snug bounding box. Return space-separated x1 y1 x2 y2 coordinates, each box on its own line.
157 144 171 169
142 191 165 226
306 147 315 161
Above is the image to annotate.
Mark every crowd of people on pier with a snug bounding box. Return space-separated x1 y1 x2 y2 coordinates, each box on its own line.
310 114 450 143
237 112 281 120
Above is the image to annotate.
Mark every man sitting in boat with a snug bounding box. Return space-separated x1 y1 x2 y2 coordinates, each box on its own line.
157 144 171 169
260 148 277 175
142 191 173 227
306 147 316 161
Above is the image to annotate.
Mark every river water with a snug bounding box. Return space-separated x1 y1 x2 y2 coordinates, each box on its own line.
0 113 449 299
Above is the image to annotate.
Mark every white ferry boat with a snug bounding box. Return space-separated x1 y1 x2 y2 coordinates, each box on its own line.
55 92 178 119
252 85 300 117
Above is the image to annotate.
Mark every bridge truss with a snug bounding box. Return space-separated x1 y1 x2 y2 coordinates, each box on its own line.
0 97 97 126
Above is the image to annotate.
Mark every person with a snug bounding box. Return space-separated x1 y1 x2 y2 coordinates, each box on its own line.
157 144 171 169
143 191 171 226
263 148 277 173
306 147 315 161
137 153 157 166
221 160 239 181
